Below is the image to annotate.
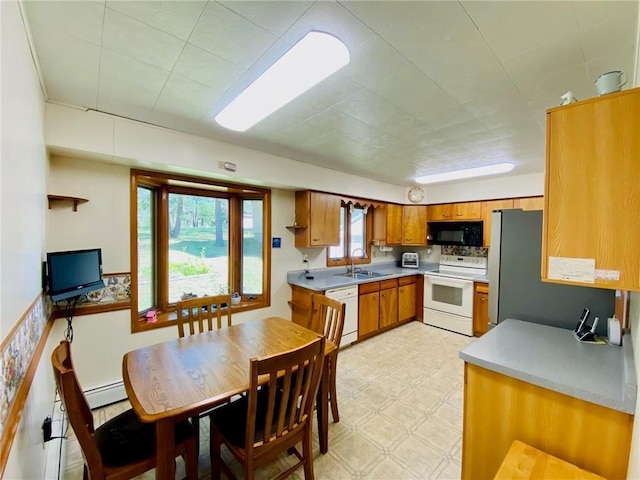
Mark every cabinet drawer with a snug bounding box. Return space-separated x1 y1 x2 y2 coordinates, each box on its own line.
399 275 417 286
380 278 398 290
359 281 380 295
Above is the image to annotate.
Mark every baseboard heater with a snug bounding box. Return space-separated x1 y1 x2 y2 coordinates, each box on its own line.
84 381 127 409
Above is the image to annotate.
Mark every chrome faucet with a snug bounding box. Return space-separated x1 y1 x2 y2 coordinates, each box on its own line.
350 247 367 274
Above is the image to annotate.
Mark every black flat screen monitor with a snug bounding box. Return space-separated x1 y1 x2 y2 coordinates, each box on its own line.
47 248 104 301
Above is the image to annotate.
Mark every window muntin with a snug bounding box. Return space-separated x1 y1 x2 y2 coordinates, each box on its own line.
327 204 371 266
131 170 271 332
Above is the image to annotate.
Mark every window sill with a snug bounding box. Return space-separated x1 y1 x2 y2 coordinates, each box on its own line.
131 300 269 333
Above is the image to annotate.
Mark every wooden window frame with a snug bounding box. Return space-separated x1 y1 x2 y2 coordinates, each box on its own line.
326 202 372 267
130 169 271 333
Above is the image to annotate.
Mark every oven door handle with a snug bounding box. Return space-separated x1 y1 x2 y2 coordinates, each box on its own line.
424 275 472 288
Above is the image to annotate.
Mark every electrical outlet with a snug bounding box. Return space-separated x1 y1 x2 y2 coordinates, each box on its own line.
302 254 308 262
42 416 52 442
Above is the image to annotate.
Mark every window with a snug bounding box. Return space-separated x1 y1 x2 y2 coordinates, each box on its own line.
327 203 372 267
130 170 271 332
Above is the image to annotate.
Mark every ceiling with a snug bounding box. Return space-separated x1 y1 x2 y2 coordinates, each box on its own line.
22 1 639 187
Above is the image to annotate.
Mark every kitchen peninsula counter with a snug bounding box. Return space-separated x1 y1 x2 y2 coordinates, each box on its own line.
459 318 636 480
459 318 636 414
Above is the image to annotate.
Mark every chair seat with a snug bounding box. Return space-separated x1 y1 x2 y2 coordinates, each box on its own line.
209 387 285 447
94 409 196 467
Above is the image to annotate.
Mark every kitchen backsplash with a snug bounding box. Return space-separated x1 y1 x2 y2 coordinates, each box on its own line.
442 246 488 257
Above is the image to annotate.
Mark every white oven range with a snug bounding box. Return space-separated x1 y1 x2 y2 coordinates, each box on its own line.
423 255 487 336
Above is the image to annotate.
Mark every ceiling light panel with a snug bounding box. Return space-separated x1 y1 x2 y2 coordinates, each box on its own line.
416 162 515 185
215 31 350 132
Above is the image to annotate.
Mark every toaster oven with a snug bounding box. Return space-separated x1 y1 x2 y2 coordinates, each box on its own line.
402 252 419 268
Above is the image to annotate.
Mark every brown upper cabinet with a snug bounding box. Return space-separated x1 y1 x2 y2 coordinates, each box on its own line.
482 199 514 247
542 87 640 291
294 191 340 248
513 197 544 211
428 201 482 221
402 205 428 245
372 203 403 245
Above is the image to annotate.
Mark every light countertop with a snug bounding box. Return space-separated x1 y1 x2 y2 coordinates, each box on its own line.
287 262 438 291
459 319 636 414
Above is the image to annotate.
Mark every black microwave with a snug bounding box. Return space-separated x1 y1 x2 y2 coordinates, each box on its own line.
427 221 483 246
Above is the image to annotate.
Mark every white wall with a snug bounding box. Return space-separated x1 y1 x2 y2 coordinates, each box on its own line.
1 1 52 479
47 156 359 390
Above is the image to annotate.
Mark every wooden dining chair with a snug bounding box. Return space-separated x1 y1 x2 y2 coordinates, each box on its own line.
176 294 232 337
51 340 198 480
176 294 233 449
309 293 346 423
209 336 326 480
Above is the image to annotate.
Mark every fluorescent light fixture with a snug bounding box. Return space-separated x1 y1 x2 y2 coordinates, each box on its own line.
215 31 350 132
415 162 515 184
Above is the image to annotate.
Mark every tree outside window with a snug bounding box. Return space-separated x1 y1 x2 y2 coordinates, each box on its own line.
131 170 270 332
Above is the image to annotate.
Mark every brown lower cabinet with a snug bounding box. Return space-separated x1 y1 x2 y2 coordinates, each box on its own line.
290 274 421 341
462 363 633 480
358 276 420 339
473 283 489 336
358 280 398 336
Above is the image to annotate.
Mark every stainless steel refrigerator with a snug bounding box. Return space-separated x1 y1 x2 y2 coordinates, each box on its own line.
489 209 615 334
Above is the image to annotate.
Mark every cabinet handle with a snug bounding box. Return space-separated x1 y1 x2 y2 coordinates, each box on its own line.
481 297 487 302
456 213 463 216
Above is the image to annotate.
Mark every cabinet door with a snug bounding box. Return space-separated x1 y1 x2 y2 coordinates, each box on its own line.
428 204 453 221
402 205 427 245
309 192 340 246
358 291 379 337
379 286 398 328
398 281 417 322
454 201 483 220
473 284 489 336
513 197 544 211
482 199 514 247
386 204 404 245
543 88 640 291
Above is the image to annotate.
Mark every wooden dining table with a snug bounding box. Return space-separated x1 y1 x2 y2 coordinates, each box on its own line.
122 316 336 480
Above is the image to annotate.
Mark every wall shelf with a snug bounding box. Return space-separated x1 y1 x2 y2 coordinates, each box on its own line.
47 194 88 212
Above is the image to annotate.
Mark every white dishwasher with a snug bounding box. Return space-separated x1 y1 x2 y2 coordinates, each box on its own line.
325 285 358 347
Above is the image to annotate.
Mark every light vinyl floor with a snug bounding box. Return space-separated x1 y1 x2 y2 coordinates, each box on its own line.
63 321 474 479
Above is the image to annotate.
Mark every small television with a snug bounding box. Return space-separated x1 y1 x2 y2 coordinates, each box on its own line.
47 248 104 301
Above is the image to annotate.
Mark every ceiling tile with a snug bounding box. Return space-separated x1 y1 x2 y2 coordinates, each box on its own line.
280 1 375 51
105 0 206 40
30 26 101 108
188 2 277 68
23 0 104 45
342 35 413 90
172 43 244 91
574 0 639 31
503 33 585 78
102 7 185 71
99 49 170 93
341 1 424 32
461 1 578 62
156 74 224 110
579 15 638 63
219 1 314 37
370 64 460 119
98 83 157 122
380 2 501 78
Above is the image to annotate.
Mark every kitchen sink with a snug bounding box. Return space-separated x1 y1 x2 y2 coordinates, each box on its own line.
335 270 391 279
